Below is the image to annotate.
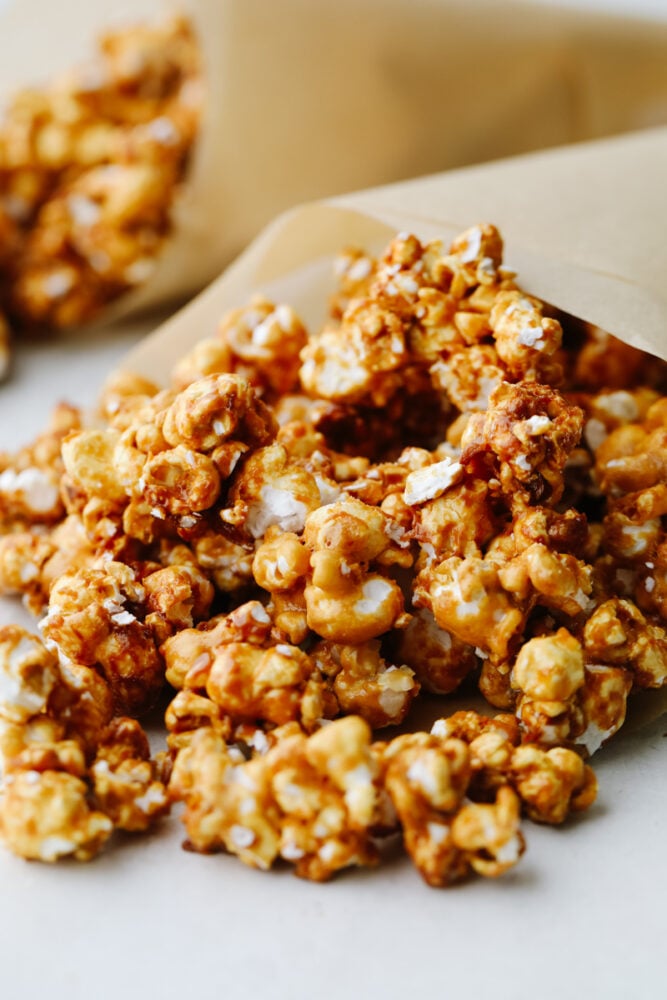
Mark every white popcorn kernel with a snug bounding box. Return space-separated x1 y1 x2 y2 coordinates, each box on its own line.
584 418 608 453
406 758 438 797
281 841 305 861
0 467 60 514
517 326 545 349
595 391 639 424
495 833 522 865
43 271 74 299
145 115 180 145
403 458 463 506
346 257 372 282
245 487 308 539
459 226 482 263
67 194 101 227
523 415 551 435
354 578 395 617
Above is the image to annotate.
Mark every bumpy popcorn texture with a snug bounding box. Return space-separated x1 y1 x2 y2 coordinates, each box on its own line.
0 15 202 376
0 223 665 888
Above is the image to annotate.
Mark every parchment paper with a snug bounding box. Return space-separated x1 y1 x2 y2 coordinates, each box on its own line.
123 126 667 378
2 0 667 321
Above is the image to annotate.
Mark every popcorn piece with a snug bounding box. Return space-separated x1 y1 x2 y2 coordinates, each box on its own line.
395 608 478 695
412 478 499 557
252 528 310 593
170 717 382 881
165 690 232 753
382 733 524 886
329 248 376 319
512 629 584 703
575 664 632 756
61 428 127 505
510 745 597 824
417 555 525 661
163 600 273 691
595 399 667 495
0 465 61 528
51 662 115 757
205 641 333 731
218 298 308 397
490 290 562 383
143 544 214 637
91 718 169 831
0 769 113 861
193 531 255 593
583 599 667 688
169 726 281 865
511 630 585 746
162 373 277 453
432 343 505 413
461 381 584 506
300 299 409 407
0 626 61 725
303 499 407 644
498 542 593 619
450 787 525 878
222 443 320 541
311 640 419 728
41 561 163 715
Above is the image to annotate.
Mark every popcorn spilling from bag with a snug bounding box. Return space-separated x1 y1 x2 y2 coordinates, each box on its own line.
0 223 665 888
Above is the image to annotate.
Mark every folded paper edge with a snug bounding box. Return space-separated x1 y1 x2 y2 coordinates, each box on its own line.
118 200 667 382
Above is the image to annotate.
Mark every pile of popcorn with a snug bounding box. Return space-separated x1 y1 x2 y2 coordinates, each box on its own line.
0 16 202 375
0 224 665 887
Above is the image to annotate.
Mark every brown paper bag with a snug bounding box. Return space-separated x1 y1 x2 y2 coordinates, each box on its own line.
3 0 667 321
119 126 667 733
123 126 667 377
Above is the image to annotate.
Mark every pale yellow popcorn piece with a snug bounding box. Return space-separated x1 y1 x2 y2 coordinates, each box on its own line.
0 770 113 862
512 630 585 704
91 718 169 832
311 640 419 728
418 554 525 661
396 608 478 695
584 598 667 688
510 745 597 824
61 429 126 504
0 626 60 725
303 498 407 644
170 717 381 881
450 787 525 877
490 290 562 382
299 299 409 408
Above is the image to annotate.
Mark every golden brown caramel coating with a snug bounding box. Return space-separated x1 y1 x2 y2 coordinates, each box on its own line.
0 223 662 885
170 717 382 881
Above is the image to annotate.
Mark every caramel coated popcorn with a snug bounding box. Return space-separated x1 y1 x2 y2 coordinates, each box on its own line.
0 625 167 859
0 15 202 374
1 223 666 891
